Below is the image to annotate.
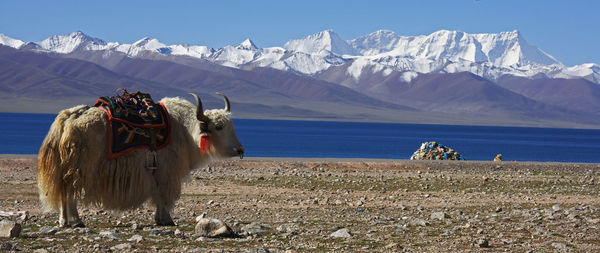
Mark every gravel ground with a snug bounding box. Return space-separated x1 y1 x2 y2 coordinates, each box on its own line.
1 155 600 252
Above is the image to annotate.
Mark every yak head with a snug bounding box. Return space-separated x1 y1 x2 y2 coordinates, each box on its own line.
189 93 244 159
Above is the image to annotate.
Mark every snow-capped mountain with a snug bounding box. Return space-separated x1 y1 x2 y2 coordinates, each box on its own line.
0 30 598 84
284 29 357 56
38 31 108 53
0 34 25 49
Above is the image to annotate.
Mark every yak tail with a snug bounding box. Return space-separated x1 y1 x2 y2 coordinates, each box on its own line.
37 105 89 211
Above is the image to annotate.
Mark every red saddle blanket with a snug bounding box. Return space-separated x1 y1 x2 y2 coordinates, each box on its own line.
93 90 171 160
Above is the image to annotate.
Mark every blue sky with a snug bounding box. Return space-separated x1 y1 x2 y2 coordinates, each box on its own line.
0 0 598 66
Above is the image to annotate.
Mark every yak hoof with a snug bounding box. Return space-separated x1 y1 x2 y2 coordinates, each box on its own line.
73 222 86 228
156 220 176 226
59 222 85 228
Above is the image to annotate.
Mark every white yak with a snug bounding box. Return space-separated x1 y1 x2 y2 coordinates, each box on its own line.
37 93 244 227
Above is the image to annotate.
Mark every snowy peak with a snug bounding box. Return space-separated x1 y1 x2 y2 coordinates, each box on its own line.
350 30 403 56
0 34 25 49
237 38 258 50
284 29 356 56
132 37 167 50
2 29 596 83
38 31 106 53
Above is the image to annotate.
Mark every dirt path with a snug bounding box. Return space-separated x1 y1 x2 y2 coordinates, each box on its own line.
1 157 600 252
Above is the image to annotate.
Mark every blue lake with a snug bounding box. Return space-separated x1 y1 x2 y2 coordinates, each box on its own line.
1 112 599 163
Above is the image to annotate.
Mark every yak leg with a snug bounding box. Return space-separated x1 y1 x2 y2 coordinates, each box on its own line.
152 170 176 226
154 204 175 226
59 190 84 227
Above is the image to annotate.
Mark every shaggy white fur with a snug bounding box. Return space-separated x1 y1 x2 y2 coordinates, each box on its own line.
37 96 243 227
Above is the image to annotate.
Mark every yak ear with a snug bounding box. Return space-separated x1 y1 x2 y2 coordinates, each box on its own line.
189 93 210 122
216 92 230 112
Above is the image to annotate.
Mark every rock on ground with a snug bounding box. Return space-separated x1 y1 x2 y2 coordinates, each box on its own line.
195 218 234 237
0 220 21 238
330 228 352 238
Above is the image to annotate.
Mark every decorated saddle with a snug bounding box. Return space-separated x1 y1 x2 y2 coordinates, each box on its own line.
94 89 171 160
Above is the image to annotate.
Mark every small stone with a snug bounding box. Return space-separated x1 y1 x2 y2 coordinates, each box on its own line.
474 238 489 248
39 226 59 235
175 229 184 237
195 236 215 241
401 216 430 227
92 244 108 250
241 222 270 235
74 227 90 234
0 220 21 238
150 228 174 236
495 207 503 212
552 205 563 212
552 242 567 249
195 218 234 237
385 242 403 249
111 243 134 250
441 230 454 236
99 230 120 240
330 228 352 238
0 242 14 251
430 212 450 220
127 234 143 243
33 249 50 253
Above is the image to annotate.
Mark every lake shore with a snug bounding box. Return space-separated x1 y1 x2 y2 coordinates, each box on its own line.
1 156 599 251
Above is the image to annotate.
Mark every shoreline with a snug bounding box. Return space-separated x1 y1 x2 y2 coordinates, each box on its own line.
3 154 599 166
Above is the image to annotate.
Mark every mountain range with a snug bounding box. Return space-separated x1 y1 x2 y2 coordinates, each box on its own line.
0 30 599 128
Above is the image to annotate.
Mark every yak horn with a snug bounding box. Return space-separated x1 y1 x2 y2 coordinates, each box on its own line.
188 93 208 121
216 92 230 112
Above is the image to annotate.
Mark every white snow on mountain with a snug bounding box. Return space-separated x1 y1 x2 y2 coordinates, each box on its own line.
0 30 597 83
284 30 357 56
0 34 25 49
38 31 107 54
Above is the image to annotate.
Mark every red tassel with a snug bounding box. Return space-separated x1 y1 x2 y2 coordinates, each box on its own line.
201 135 210 153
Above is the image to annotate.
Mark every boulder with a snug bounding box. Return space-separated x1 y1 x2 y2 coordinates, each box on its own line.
195 218 234 237
0 220 21 238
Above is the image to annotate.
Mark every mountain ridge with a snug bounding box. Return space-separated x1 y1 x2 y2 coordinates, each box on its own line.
1 30 600 128
1 30 597 83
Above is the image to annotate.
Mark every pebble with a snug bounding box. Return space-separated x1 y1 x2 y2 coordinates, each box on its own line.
474 237 489 248
330 228 352 238
39 226 59 235
401 216 430 227
111 243 134 250
552 242 567 249
552 205 564 212
150 228 174 236
385 242 403 250
127 234 143 243
242 222 270 235
430 212 450 220
99 230 119 240
0 242 14 251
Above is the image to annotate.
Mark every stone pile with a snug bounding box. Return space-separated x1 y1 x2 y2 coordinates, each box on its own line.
410 141 465 160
